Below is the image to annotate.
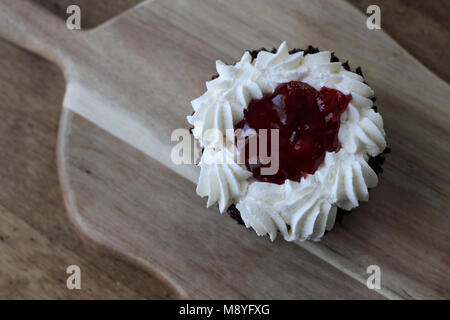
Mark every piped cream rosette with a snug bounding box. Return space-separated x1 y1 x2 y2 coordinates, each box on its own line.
188 42 386 241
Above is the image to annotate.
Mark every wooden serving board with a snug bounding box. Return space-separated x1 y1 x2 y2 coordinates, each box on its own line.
1 0 448 299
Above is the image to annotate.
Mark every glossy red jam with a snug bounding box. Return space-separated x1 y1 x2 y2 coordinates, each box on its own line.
235 81 351 184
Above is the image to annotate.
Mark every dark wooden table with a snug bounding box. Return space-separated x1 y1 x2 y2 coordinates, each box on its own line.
0 0 448 299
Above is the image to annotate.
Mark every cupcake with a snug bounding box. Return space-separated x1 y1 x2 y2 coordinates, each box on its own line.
187 42 387 242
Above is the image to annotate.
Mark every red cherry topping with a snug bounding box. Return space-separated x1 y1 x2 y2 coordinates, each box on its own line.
235 81 352 184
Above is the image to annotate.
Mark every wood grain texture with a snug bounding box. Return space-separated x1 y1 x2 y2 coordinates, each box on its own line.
34 0 142 29
34 0 450 83
59 110 382 299
55 0 448 299
0 0 448 299
347 0 450 83
0 16 175 300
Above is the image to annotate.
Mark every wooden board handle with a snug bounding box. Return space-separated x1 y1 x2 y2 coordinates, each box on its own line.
0 0 72 67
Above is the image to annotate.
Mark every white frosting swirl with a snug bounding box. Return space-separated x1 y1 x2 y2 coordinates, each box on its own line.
197 147 252 213
189 42 387 241
237 179 337 241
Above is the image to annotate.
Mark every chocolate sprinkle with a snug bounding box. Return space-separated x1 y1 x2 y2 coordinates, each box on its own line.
227 204 245 225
